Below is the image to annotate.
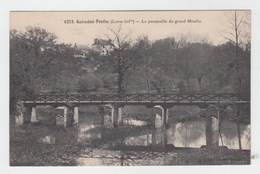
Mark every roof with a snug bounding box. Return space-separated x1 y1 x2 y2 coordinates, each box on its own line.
74 43 90 50
92 38 114 46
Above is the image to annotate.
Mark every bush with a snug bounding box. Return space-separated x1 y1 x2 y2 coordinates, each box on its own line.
78 74 103 92
102 73 117 89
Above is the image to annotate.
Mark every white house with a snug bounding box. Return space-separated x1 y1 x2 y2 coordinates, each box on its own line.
91 38 115 55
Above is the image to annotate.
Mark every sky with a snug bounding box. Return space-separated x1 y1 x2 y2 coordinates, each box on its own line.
10 11 250 46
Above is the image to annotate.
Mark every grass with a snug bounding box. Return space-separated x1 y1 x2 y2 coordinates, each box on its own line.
164 148 250 165
10 123 81 166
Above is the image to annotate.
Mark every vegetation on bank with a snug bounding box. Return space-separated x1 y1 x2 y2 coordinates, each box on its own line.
164 148 250 165
10 123 80 166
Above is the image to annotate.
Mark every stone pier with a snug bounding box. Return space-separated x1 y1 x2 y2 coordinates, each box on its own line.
155 105 171 126
205 105 220 148
64 106 74 128
16 105 32 125
31 106 37 123
108 104 122 127
73 106 79 124
162 107 169 126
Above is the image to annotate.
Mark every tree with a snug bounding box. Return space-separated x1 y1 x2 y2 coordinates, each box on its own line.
175 46 195 93
78 74 103 92
10 26 74 111
221 11 251 93
219 11 250 150
133 36 153 93
106 25 140 94
189 43 213 92
145 37 178 93
172 34 211 93
210 42 237 93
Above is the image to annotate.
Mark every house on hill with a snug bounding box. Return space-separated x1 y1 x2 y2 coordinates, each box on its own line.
91 38 115 55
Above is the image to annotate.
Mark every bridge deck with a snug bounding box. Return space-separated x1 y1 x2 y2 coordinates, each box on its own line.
22 93 250 105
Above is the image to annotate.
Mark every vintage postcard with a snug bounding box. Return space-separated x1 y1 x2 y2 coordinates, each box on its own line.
9 10 251 166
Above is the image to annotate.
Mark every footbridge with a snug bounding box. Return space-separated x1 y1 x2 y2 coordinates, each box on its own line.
19 93 249 126
17 93 249 149
22 93 249 105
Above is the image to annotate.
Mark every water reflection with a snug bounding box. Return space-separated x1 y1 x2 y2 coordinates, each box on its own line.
76 118 250 166
78 148 175 166
220 121 250 150
124 120 250 150
78 118 250 150
168 121 205 148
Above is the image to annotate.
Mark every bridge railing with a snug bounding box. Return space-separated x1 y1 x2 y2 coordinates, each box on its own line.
24 93 250 104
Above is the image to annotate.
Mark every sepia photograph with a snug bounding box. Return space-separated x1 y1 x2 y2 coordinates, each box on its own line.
9 10 251 166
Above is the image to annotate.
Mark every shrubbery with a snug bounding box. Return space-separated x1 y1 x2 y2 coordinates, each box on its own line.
78 74 103 92
102 73 117 89
10 124 80 166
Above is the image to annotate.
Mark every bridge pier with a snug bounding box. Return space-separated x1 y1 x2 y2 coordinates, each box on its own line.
155 105 171 126
108 104 122 127
16 105 32 125
205 105 220 149
162 107 169 126
64 106 74 128
31 106 37 123
73 106 79 124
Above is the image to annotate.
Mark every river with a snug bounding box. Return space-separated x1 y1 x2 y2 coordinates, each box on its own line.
77 115 250 150
76 117 250 166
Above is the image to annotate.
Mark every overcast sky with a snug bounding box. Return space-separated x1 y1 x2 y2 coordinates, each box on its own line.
10 11 250 46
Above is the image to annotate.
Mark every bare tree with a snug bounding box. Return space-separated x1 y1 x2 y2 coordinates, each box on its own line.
221 11 251 150
221 11 251 93
174 32 210 48
106 25 138 94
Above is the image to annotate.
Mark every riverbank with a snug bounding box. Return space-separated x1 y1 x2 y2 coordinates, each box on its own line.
10 123 81 166
79 147 250 165
10 122 250 166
